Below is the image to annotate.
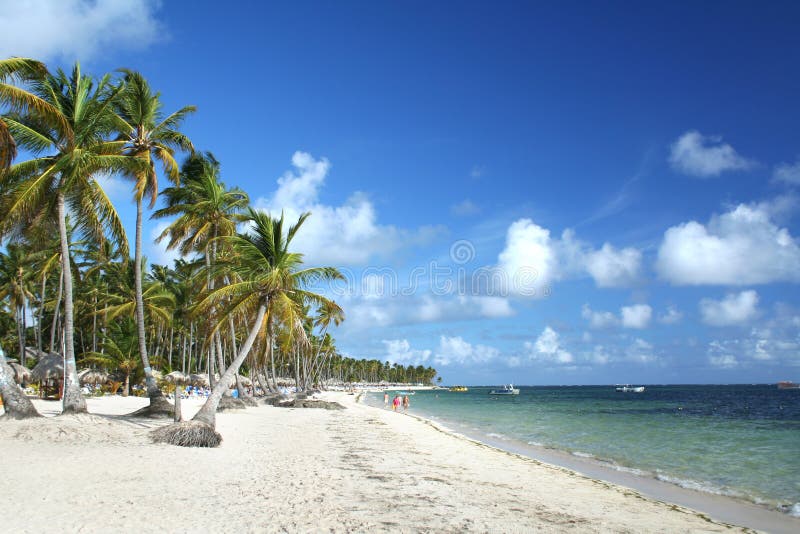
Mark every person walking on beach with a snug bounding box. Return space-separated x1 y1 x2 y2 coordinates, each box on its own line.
392 395 401 412
384 392 389 408
403 395 410 413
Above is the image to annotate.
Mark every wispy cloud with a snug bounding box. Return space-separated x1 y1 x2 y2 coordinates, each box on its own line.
669 130 755 177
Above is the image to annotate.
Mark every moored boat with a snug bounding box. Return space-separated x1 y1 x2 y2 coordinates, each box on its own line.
489 384 519 395
777 381 800 389
449 385 468 392
615 385 645 393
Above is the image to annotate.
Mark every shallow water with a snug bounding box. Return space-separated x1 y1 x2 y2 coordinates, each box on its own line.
369 385 800 515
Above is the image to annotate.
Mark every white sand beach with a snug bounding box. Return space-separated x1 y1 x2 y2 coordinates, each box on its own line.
1 393 798 533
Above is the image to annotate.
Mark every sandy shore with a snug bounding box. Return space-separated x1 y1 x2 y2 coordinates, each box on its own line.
0 393 796 532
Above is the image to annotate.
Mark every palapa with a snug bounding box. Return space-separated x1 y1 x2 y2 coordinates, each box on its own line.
30 353 64 382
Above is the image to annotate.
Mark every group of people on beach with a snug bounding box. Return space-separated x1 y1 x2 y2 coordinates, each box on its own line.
384 392 410 413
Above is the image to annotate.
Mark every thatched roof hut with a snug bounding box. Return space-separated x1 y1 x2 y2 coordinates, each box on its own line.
24 346 48 363
30 353 64 382
9 362 32 384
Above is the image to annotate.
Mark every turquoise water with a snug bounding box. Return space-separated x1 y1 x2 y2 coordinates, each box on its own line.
369 385 800 515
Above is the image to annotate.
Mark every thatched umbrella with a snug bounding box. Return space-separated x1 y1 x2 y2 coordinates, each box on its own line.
165 371 188 384
78 369 108 385
31 353 64 382
24 346 47 364
238 376 253 387
9 362 32 385
188 374 210 387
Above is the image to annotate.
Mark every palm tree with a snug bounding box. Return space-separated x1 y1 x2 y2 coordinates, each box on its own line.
0 57 69 169
0 63 145 413
0 244 34 366
114 70 195 416
153 152 248 387
152 209 343 447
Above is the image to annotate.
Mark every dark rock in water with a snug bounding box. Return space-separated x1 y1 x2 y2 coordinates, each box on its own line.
217 396 247 411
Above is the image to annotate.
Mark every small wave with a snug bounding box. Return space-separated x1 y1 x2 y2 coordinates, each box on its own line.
656 473 741 499
486 432 507 440
790 503 800 517
572 451 595 459
527 440 543 447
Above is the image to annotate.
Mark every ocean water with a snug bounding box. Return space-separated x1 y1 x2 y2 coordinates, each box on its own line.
368 385 800 515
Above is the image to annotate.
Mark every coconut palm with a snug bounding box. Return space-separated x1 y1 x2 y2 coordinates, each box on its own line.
152 209 343 447
0 244 35 366
153 152 248 386
0 344 40 419
0 63 145 413
114 70 195 416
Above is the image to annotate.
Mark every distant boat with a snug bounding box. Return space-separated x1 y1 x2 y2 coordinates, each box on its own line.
449 385 468 392
489 384 520 395
615 385 645 393
777 381 800 390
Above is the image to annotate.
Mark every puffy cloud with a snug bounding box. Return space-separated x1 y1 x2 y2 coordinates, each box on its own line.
587 345 611 365
709 354 739 369
435 336 499 366
582 303 651 329
699 290 759 326
148 221 181 267
525 327 573 364
773 159 800 185
620 304 652 329
656 201 800 285
496 219 642 295
256 152 444 266
585 244 642 288
0 0 163 61
382 339 431 366
581 304 619 329
669 130 754 177
658 305 683 325
450 199 481 217
626 338 656 364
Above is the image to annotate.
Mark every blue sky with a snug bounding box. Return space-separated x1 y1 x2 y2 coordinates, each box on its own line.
3 1 800 385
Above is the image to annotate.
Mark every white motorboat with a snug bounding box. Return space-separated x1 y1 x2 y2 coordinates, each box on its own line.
615 385 645 393
489 384 520 395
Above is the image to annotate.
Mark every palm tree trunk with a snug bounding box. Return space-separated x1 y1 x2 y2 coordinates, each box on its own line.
17 306 25 367
57 192 86 414
0 349 40 419
193 303 267 427
37 272 46 354
133 196 170 413
50 269 63 353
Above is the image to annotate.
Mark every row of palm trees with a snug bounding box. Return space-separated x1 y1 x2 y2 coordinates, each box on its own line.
0 58 437 439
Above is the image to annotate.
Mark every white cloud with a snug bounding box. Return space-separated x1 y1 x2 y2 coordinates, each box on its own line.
656 201 800 285
669 130 754 177
620 304 652 329
585 244 642 288
581 304 619 329
699 290 759 326
435 336 499 366
773 159 800 185
582 303 651 329
587 345 611 365
658 305 683 325
709 354 739 369
148 221 181 267
626 338 656 364
450 199 481 217
496 219 642 295
256 151 444 266
0 0 164 61
382 339 431 366
525 326 573 364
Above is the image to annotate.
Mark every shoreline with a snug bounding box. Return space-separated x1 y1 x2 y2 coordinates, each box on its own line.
355 391 800 534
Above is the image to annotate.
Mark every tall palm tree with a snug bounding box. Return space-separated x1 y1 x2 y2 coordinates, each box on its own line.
152 209 343 447
0 63 144 413
153 153 248 386
0 244 35 366
115 70 195 416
